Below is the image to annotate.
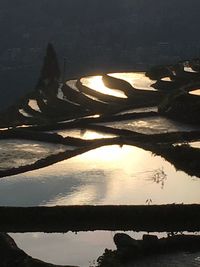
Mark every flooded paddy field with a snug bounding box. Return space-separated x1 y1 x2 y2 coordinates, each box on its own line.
0 71 200 266
10 231 200 267
0 144 199 207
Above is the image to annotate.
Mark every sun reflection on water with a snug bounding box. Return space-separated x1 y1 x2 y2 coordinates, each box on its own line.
81 75 127 98
28 99 41 112
189 141 200 148
103 116 199 134
0 145 200 206
189 89 200 96
81 130 115 140
53 129 116 140
109 72 156 90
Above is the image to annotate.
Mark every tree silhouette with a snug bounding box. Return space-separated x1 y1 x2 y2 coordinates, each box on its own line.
37 43 60 89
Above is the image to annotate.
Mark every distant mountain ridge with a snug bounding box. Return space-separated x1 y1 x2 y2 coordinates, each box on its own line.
1 0 200 110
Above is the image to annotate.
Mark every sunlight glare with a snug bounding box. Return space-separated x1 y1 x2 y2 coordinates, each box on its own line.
189 89 200 96
109 72 157 91
81 130 115 140
28 99 41 112
81 76 127 98
184 67 197 73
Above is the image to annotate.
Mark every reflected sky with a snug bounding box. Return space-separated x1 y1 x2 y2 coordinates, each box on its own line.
101 116 199 134
69 72 157 101
81 75 127 98
10 231 115 267
0 139 68 170
109 72 156 91
189 141 200 149
66 79 79 92
0 145 199 206
52 129 116 139
19 109 32 117
28 99 41 112
10 231 200 267
161 77 172 81
9 231 157 267
189 89 200 96
116 106 157 115
184 66 198 73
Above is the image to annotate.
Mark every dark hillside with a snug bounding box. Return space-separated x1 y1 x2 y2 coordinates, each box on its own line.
1 0 200 110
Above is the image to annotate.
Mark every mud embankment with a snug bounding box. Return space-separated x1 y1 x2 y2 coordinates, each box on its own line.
0 205 199 233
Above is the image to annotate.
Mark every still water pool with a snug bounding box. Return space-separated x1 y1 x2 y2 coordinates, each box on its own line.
0 145 199 206
10 231 200 267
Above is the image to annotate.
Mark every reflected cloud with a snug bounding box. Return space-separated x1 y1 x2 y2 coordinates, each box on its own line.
10 231 115 267
51 185 100 206
0 145 199 206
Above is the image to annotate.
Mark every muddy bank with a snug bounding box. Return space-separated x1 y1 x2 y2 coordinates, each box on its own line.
145 65 173 80
152 79 184 92
0 144 102 178
62 83 116 114
0 128 94 146
0 204 199 233
77 78 163 109
0 128 67 144
152 144 200 177
97 233 200 266
102 74 135 96
21 111 158 132
159 91 200 125
145 62 200 82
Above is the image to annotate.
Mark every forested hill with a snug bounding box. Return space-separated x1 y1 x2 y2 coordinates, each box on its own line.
1 0 200 110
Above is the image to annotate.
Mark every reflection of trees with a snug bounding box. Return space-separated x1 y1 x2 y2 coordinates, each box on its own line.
151 144 200 178
147 167 167 189
96 232 200 267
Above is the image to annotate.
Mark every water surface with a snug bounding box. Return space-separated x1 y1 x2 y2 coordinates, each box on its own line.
81 76 127 98
19 109 33 117
0 139 68 170
10 231 200 267
101 116 199 134
52 129 116 139
0 145 199 206
109 72 156 91
28 99 41 112
189 89 200 96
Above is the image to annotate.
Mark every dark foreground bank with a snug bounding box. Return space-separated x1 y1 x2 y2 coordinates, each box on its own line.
0 204 200 233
